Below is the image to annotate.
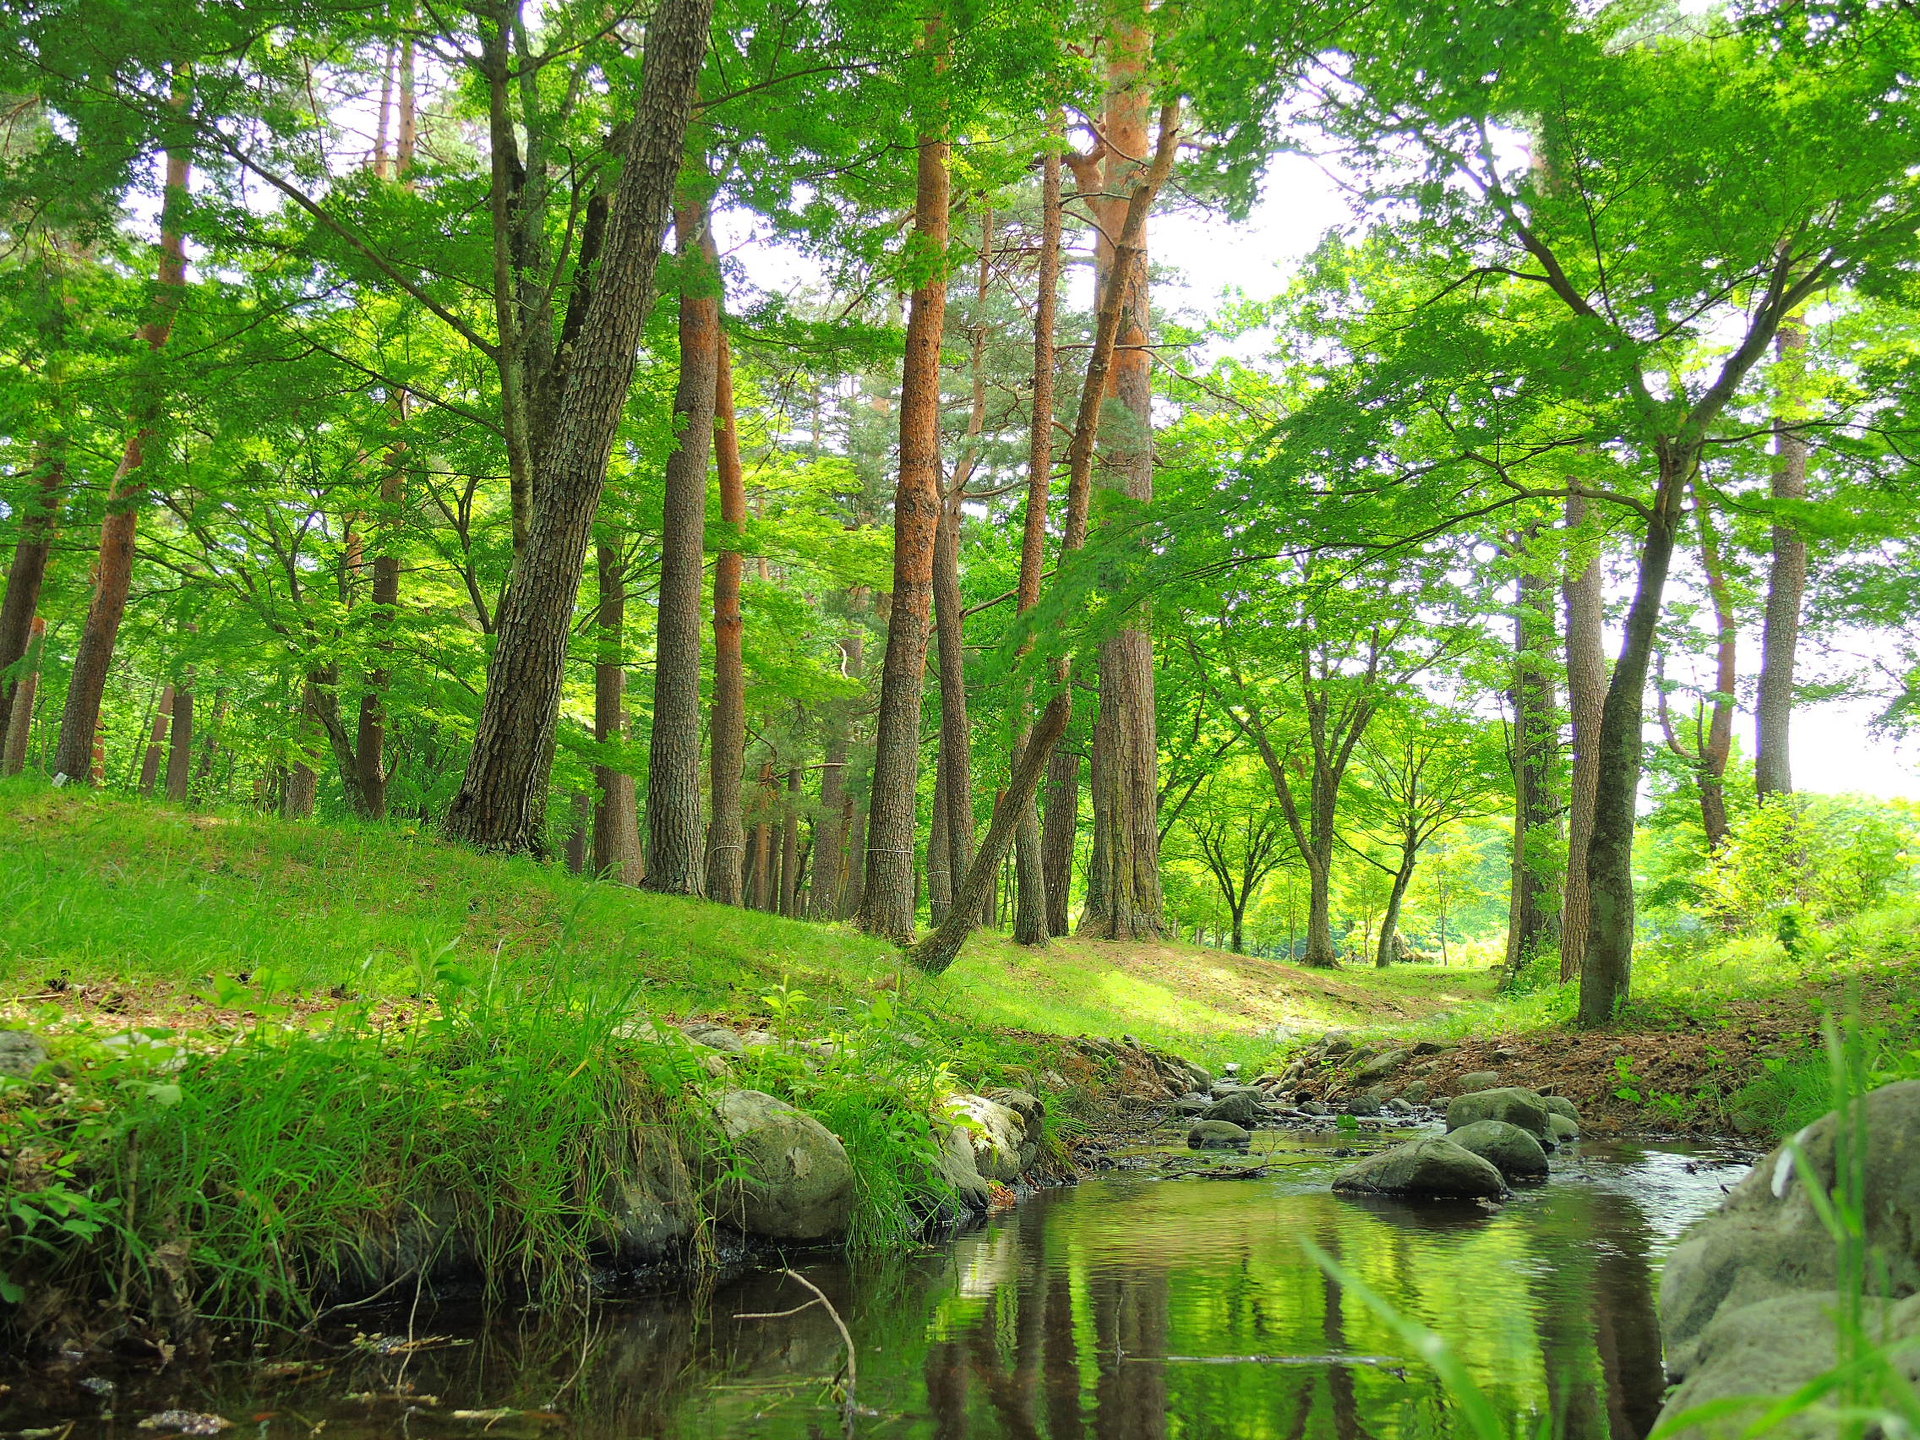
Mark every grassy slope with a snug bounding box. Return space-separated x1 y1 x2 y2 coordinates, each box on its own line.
0 781 1489 1061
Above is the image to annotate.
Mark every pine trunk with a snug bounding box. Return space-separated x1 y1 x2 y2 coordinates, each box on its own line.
54 142 191 782
645 195 719 893
0 450 65 754
706 332 749 903
856 127 950 945
780 763 802 917
1560 493 1605 982
443 0 712 853
139 685 173 796
593 541 642 881
932 492 974 921
2 617 45 776
165 674 194 802
1756 318 1809 801
1041 749 1079 934
352 441 405 821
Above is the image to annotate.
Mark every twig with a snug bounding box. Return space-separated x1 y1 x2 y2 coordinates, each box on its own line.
732 1269 858 1439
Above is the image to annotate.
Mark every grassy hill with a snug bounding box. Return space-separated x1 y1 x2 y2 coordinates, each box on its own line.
0 779 1492 1062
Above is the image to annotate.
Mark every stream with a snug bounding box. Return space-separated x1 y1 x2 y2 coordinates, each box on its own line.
1 1130 1752 1440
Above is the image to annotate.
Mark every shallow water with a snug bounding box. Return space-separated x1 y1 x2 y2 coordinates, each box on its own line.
3 1131 1751 1440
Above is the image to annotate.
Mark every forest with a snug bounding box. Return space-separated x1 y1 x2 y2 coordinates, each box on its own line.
9 1 1920 1434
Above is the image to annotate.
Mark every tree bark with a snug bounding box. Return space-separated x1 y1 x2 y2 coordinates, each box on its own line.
812 617 863 918
1560 492 1605 982
165 672 194 802
1579 467 1685 1027
1041 748 1079 933
856 125 951 945
1756 317 1809 801
139 685 173 796
749 759 775 911
1693 492 1737 851
1506 565 1560 979
0 450 66 754
2 617 45 776
352 437 406 821
645 194 719 893
54 140 191 782
706 331 749 903
443 0 713 854
931 489 974 921
779 761 802 917
1079 11 1165 942
593 540 642 881
1375 857 1416 969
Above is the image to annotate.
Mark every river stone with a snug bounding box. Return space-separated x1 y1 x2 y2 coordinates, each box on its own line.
1447 1120 1549 1182
681 1022 746 1054
710 1089 855 1241
1188 1120 1252 1150
932 1122 992 1211
1548 1113 1580 1146
987 1088 1045 1170
1301 1100 1331 1117
1331 1138 1508 1200
1353 1049 1411 1083
1457 1069 1501 1092
1412 1040 1449 1057
944 1093 1029 1182
1400 1080 1430 1103
1347 1091 1382 1117
1661 1079 1920 1378
1385 1098 1415 1117
1657 1291 1920 1438
601 1128 697 1261
1446 1087 1551 1141
1173 1092 1211 1117
1320 1032 1356 1056
0 1030 50 1079
1202 1091 1263 1126
1541 1094 1580 1123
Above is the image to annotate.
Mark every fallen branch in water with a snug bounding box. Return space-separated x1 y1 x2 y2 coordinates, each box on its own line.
733 1269 859 1439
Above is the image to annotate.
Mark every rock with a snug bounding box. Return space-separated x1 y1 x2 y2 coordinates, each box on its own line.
709 1089 855 1241
1411 1040 1449 1056
1320 1032 1356 1056
0 1030 49 1080
1660 1080 1920 1380
1385 1098 1415 1117
600 1130 697 1261
1185 1063 1214 1092
1353 1049 1411 1083
1331 1138 1508 1200
1548 1113 1580 1146
1222 1061 1242 1078
1301 1100 1331 1117
944 1094 1030 1182
932 1122 993 1212
1400 1080 1430 1103
1446 1120 1549 1182
1202 1091 1264 1126
1446 1087 1551 1141
1656 1291 1920 1439
986 1088 1045 1170
1173 1092 1211 1117
1540 1094 1580 1123
1347 1091 1382 1117
1187 1120 1252 1150
681 1022 746 1054
1458 1069 1501 1092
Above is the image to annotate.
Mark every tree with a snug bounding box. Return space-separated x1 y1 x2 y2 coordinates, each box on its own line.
1179 763 1291 953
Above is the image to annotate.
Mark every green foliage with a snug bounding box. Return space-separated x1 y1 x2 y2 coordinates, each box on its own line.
1698 796 1920 933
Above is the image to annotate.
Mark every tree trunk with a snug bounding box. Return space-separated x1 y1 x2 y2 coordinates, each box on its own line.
932 490 975 923
139 685 173 796
856 125 950 945
1580 466 1686 1027
1302 844 1337 967
0 450 66 754
1560 492 1605 982
54 142 191 782
1375 856 1416 969
927 756 952 924
645 194 719 893
1041 748 1079 934
750 760 775 911
1756 317 1809 801
1079 12 1164 942
779 763 802 917
593 540 642 881
165 673 194 802
2 617 46 776
707 331 749 903
566 791 591 873
843 783 867 920
443 0 712 854
1694 492 1737 851
1506 566 1560 978
352 435 406 821
812 618 863 918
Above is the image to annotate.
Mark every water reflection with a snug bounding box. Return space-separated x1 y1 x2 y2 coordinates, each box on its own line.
0 1141 1746 1440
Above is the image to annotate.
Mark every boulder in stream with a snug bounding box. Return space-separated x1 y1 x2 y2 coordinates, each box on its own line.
1201 1091 1263 1126
1541 1094 1580 1123
1332 1138 1507 1200
710 1089 856 1241
1446 1087 1551 1141
1548 1113 1580 1146
1446 1120 1548 1182
1457 1069 1501 1093
943 1093 1031 1182
1188 1120 1252 1150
